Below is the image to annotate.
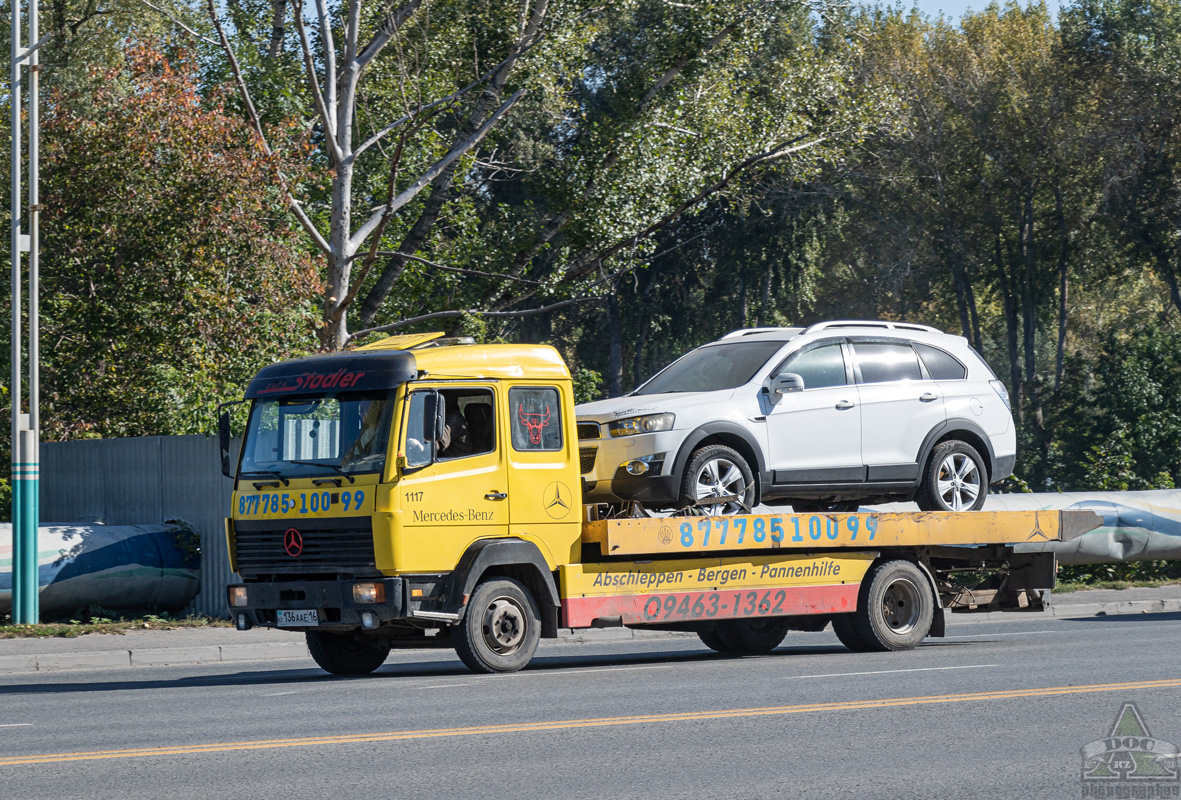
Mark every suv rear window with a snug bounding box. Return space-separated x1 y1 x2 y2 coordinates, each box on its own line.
635 341 784 395
914 343 967 380
853 342 922 383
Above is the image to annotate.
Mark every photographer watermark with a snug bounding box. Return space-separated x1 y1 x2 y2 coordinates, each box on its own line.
1081 702 1180 798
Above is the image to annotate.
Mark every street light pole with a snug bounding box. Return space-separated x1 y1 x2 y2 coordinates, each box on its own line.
10 0 40 625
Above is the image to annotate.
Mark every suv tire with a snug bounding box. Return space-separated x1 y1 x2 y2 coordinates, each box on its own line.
678 445 755 516
915 440 988 511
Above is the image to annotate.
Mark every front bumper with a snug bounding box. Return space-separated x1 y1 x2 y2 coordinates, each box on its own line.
228 577 405 631
579 429 684 506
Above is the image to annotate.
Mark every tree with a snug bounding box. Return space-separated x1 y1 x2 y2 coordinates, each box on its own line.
39 43 320 438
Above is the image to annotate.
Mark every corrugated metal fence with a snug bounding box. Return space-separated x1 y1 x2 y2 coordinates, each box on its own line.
40 435 239 617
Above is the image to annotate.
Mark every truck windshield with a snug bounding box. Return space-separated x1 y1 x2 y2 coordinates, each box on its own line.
239 389 395 479
634 341 786 395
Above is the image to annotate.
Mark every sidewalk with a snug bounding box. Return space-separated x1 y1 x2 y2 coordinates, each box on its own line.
2 585 1179 675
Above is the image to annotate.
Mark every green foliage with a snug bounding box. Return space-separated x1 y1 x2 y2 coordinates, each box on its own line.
38 43 321 440
1059 560 1181 585
572 368 604 404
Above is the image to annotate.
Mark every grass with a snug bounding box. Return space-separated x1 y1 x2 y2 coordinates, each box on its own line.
1055 579 1181 594
0 615 232 639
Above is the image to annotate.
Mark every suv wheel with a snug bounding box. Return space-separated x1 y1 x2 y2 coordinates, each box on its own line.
679 445 755 516
915 440 987 511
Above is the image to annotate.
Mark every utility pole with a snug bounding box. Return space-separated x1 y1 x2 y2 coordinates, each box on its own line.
11 0 41 624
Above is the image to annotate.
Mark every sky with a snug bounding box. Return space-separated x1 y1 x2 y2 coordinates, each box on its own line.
899 0 1065 24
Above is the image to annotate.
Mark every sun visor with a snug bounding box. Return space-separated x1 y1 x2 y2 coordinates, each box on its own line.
245 351 417 399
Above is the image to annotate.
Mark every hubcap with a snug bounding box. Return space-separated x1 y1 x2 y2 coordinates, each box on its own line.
482 597 527 654
881 577 922 634
935 453 981 511
693 457 748 516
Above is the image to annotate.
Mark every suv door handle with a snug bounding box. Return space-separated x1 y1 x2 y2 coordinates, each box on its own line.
920 393 939 403
484 492 507 501
835 400 855 410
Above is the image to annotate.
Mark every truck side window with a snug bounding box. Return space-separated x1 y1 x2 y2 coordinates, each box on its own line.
438 388 495 461
510 387 562 452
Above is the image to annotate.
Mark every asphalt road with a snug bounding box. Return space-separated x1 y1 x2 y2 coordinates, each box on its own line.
2 612 1180 800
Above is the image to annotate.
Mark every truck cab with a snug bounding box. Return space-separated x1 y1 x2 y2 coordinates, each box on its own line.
223 334 581 673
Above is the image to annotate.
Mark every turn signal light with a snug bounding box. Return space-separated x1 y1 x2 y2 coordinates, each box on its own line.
228 586 249 607
353 583 385 604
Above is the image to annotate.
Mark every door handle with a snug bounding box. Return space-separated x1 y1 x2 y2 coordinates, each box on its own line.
835 400 855 410
920 393 939 403
484 492 508 501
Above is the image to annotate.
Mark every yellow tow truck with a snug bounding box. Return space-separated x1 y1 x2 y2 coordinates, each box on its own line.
220 334 1099 675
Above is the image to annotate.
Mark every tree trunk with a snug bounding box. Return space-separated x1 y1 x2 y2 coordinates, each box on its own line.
607 294 624 398
994 233 1023 419
1054 186 1069 391
1019 189 1037 385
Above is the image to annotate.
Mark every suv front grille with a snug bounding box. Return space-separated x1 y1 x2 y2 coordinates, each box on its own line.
577 422 601 440
233 518 376 577
580 446 598 474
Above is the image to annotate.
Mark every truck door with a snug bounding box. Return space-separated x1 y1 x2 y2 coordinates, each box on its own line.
395 385 509 571
505 384 580 565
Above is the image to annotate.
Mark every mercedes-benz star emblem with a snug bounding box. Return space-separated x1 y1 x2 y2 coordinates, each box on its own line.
284 528 303 557
544 481 572 520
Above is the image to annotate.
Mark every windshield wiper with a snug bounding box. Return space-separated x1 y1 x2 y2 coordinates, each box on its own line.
239 470 290 487
289 460 356 484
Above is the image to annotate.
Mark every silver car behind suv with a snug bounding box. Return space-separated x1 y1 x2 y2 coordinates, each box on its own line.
575 320 1015 514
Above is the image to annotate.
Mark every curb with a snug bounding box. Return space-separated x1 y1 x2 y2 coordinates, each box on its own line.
2 600 1177 676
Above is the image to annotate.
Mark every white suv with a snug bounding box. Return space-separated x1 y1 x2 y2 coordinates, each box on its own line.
575 321 1015 514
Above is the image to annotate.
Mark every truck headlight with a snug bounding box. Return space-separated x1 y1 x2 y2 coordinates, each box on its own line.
608 413 675 437
353 582 386 604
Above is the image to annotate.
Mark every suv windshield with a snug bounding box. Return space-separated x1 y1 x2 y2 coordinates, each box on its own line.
240 389 394 479
635 341 786 395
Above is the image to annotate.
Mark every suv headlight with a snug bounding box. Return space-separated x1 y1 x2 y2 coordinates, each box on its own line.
608 413 675 437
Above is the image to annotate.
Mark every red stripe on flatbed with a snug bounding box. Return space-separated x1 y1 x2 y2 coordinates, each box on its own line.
562 583 858 628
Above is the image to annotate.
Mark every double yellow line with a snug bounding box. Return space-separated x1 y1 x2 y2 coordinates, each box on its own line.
4 677 1179 767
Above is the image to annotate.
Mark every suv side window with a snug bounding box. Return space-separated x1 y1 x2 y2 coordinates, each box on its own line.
853 342 922 383
774 343 848 390
913 343 966 380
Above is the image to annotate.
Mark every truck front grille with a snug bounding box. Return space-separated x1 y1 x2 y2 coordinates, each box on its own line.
232 518 376 577
580 446 598 474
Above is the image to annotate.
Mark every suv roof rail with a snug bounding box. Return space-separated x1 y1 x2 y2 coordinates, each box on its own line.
720 327 803 339
802 320 943 335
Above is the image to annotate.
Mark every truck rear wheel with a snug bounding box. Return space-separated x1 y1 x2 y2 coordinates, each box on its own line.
697 628 733 653
453 578 541 674
714 618 791 654
306 631 391 675
836 560 934 652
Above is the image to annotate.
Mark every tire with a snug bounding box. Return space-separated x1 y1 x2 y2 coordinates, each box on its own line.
697 627 733 653
837 560 935 652
679 445 756 516
714 618 791 654
830 614 869 652
306 631 391 675
915 440 988 511
453 578 541 674
792 500 861 513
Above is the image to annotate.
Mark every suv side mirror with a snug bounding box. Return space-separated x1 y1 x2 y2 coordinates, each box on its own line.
770 373 805 402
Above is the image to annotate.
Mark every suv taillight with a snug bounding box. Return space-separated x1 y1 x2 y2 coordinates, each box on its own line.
989 380 1011 412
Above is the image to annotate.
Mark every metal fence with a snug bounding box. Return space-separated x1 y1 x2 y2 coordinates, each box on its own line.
40 435 239 617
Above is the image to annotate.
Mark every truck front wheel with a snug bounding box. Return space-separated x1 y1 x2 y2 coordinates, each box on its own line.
306 631 391 675
834 560 934 652
454 578 541 674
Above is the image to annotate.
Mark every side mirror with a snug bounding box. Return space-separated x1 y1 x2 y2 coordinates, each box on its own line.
770 373 805 402
421 392 446 442
218 409 233 478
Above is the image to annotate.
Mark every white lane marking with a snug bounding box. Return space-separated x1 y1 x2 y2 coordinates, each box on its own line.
943 630 1057 640
789 664 999 680
262 690 306 697
0 723 34 727
418 683 471 689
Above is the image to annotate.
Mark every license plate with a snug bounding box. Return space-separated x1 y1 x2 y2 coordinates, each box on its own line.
276 609 319 627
